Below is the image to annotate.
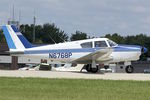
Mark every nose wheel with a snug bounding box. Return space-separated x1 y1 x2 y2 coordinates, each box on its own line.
125 65 134 73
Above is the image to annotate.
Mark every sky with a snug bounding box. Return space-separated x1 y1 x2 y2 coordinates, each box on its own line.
0 0 150 37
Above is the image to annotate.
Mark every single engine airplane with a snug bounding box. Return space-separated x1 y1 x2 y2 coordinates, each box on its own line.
2 25 147 73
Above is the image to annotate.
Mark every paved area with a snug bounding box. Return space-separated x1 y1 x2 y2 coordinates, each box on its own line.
0 70 150 81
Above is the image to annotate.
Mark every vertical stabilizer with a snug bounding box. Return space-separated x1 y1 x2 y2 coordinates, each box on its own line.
11 25 33 48
2 25 25 52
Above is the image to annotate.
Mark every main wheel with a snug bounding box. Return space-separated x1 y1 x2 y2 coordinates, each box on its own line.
91 66 99 73
85 64 91 72
125 65 134 73
85 64 99 73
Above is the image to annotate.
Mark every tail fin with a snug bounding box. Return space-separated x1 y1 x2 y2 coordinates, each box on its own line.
11 25 33 48
2 25 33 52
2 25 25 52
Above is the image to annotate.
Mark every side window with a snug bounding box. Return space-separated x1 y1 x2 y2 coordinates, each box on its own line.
95 41 108 47
81 42 92 48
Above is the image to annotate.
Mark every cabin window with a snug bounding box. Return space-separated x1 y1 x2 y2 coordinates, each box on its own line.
95 41 107 47
81 42 92 48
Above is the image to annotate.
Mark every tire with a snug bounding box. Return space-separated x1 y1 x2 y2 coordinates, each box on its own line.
91 66 99 73
85 64 99 73
85 64 91 72
125 65 134 73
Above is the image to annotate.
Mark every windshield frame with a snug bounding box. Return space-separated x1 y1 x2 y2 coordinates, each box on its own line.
107 39 118 47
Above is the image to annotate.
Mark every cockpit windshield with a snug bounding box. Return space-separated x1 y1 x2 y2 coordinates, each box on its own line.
107 40 118 47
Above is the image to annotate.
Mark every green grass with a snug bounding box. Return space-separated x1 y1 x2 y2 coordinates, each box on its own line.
0 77 150 100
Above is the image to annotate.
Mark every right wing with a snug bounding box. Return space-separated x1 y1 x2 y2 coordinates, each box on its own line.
72 47 113 64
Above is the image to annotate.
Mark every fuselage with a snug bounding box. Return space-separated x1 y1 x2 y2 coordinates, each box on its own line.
19 38 143 64
2 25 146 65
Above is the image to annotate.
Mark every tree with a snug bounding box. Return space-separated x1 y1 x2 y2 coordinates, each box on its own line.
0 29 6 43
41 23 68 44
20 23 68 44
105 33 125 44
20 24 34 43
70 31 87 41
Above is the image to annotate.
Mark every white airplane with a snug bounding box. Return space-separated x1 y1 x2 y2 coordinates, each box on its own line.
2 25 147 73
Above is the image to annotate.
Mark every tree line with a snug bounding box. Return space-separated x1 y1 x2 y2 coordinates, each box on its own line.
0 23 150 59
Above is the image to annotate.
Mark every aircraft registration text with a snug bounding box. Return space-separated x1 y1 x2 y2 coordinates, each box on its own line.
49 52 72 58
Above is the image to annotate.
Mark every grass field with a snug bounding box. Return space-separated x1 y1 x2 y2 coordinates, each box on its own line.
0 77 150 100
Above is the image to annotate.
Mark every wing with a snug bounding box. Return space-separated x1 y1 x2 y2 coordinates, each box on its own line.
72 48 113 64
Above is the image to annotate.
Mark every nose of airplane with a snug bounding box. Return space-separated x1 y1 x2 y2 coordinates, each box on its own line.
118 44 148 54
141 47 148 54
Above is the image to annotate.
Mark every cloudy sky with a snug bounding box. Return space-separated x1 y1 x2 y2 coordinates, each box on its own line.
1 0 150 37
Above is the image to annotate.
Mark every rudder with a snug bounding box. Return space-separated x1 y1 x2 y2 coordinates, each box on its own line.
11 25 33 48
2 25 25 51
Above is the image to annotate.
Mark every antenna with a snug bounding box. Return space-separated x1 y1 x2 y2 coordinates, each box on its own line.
33 10 36 43
12 4 15 21
48 34 56 44
57 33 66 42
18 10 21 25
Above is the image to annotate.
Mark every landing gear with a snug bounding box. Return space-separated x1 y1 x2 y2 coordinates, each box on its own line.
85 64 91 72
125 65 134 73
85 64 99 73
91 66 99 73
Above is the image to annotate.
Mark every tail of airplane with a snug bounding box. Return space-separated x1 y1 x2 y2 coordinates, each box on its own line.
2 25 32 53
11 25 33 48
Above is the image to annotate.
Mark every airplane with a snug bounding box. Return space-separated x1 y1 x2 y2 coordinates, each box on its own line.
2 25 147 73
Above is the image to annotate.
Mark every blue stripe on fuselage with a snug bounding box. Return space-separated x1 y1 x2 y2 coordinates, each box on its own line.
114 46 141 52
2 26 16 49
24 46 141 54
24 48 96 54
118 44 141 48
